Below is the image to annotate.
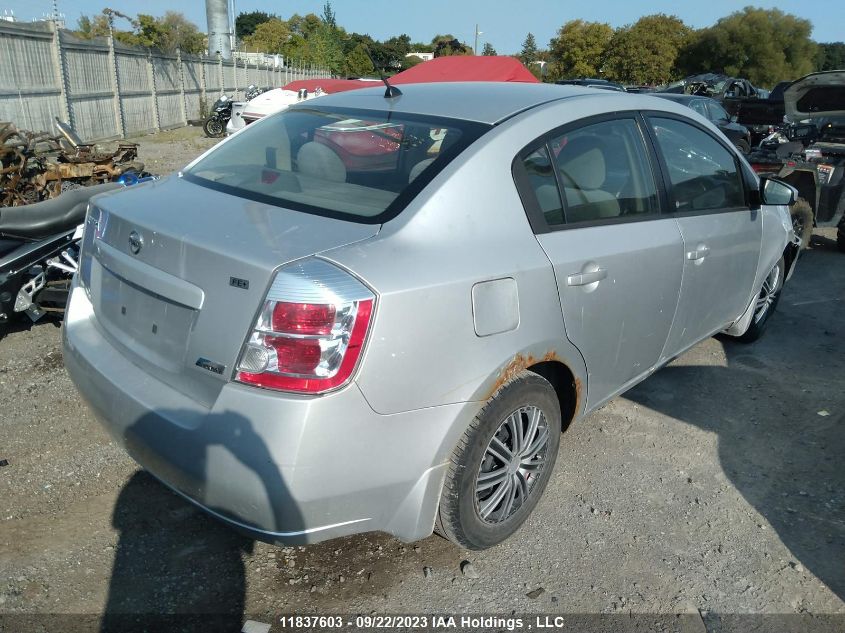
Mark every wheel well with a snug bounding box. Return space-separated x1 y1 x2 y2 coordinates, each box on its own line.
527 360 579 432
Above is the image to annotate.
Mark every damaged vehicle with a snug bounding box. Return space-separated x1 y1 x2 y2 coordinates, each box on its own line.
63 83 798 550
1 119 147 207
746 71 845 251
660 73 762 101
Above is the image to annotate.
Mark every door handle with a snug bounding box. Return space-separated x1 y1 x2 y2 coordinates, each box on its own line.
686 245 710 261
567 267 607 287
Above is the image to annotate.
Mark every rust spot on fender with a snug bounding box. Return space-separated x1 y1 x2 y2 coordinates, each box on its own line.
485 350 561 400
573 375 584 417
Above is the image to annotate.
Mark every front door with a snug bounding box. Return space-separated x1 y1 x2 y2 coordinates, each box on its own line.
646 115 762 357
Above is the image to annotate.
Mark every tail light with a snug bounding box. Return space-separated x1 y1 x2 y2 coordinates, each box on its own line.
235 258 375 394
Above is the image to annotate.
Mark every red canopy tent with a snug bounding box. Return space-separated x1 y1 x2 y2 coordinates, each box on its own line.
281 57 539 93
391 56 539 84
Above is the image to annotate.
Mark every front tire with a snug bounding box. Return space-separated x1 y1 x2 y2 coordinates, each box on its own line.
837 226 845 253
203 116 224 138
435 371 561 550
738 257 784 343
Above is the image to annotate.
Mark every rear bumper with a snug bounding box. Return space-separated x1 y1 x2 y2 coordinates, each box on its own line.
63 282 472 544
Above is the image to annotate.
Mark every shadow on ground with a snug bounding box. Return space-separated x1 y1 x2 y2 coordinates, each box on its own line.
626 240 845 602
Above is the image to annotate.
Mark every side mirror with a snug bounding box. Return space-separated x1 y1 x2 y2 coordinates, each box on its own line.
760 176 797 206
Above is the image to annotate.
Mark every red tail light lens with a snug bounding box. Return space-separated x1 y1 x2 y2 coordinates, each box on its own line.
235 259 375 394
271 302 336 335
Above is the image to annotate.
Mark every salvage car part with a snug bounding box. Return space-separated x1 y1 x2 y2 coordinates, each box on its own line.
0 119 147 207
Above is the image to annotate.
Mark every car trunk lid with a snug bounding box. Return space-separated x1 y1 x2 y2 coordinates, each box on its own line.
784 71 845 121
86 175 378 407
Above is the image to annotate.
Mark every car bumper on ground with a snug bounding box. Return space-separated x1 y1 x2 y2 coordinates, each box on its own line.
62 282 471 544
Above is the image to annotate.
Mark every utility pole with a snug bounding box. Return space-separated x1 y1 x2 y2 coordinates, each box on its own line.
474 24 482 55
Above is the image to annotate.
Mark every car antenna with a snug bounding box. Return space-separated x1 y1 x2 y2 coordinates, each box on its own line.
365 47 402 98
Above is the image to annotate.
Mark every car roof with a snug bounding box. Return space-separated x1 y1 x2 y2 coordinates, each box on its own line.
289 81 616 125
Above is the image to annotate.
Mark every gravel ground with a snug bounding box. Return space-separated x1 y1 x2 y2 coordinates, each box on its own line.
0 127 843 631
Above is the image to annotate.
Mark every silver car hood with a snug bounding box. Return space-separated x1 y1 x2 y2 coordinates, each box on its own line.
784 71 845 121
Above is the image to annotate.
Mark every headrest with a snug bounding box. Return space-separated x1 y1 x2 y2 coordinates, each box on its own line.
557 135 608 191
297 142 346 183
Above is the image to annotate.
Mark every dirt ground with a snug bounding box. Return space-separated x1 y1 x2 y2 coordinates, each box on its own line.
0 127 843 632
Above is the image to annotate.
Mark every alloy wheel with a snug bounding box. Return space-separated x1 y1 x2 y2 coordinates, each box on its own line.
754 262 782 323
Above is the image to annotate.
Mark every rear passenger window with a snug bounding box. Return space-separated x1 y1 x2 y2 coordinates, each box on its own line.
650 117 745 212
520 145 564 225
549 119 658 224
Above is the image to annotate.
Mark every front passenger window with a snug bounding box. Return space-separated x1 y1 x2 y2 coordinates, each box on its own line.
650 117 745 212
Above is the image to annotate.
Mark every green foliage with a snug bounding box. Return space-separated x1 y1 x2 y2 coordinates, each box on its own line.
75 14 112 39
236 11 275 39
75 11 204 54
344 43 375 77
482 42 497 56
322 1 337 29
401 55 425 70
548 20 613 80
520 33 538 65
678 7 816 87
816 42 845 72
603 14 691 85
243 18 290 54
431 35 471 57
382 34 412 69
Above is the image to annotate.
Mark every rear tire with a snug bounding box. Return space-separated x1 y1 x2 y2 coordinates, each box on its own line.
837 227 845 253
435 371 561 550
790 198 814 250
738 257 784 343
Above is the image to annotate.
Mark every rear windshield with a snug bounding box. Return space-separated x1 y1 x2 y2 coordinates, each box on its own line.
184 106 489 224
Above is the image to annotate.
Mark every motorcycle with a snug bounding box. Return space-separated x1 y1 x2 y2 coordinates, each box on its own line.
203 94 232 138
245 84 266 101
0 177 154 333
203 86 268 138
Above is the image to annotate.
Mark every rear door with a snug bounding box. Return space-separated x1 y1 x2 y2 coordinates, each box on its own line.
514 114 684 410
645 115 761 357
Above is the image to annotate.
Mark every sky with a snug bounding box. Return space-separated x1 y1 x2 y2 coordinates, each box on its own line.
2 0 843 53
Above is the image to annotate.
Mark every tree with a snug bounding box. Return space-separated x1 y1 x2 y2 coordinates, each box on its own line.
322 1 337 29
401 54 425 70
308 22 345 74
344 43 375 77
548 20 613 80
75 14 113 39
678 7 816 87
382 34 412 69
236 11 274 39
482 42 497 56
76 11 204 53
520 33 538 65
243 18 290 54
816 42 845 72
431 34 471 57
603 14 691 85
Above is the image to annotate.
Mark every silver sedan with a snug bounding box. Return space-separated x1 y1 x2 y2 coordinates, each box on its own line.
63 82 799 549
